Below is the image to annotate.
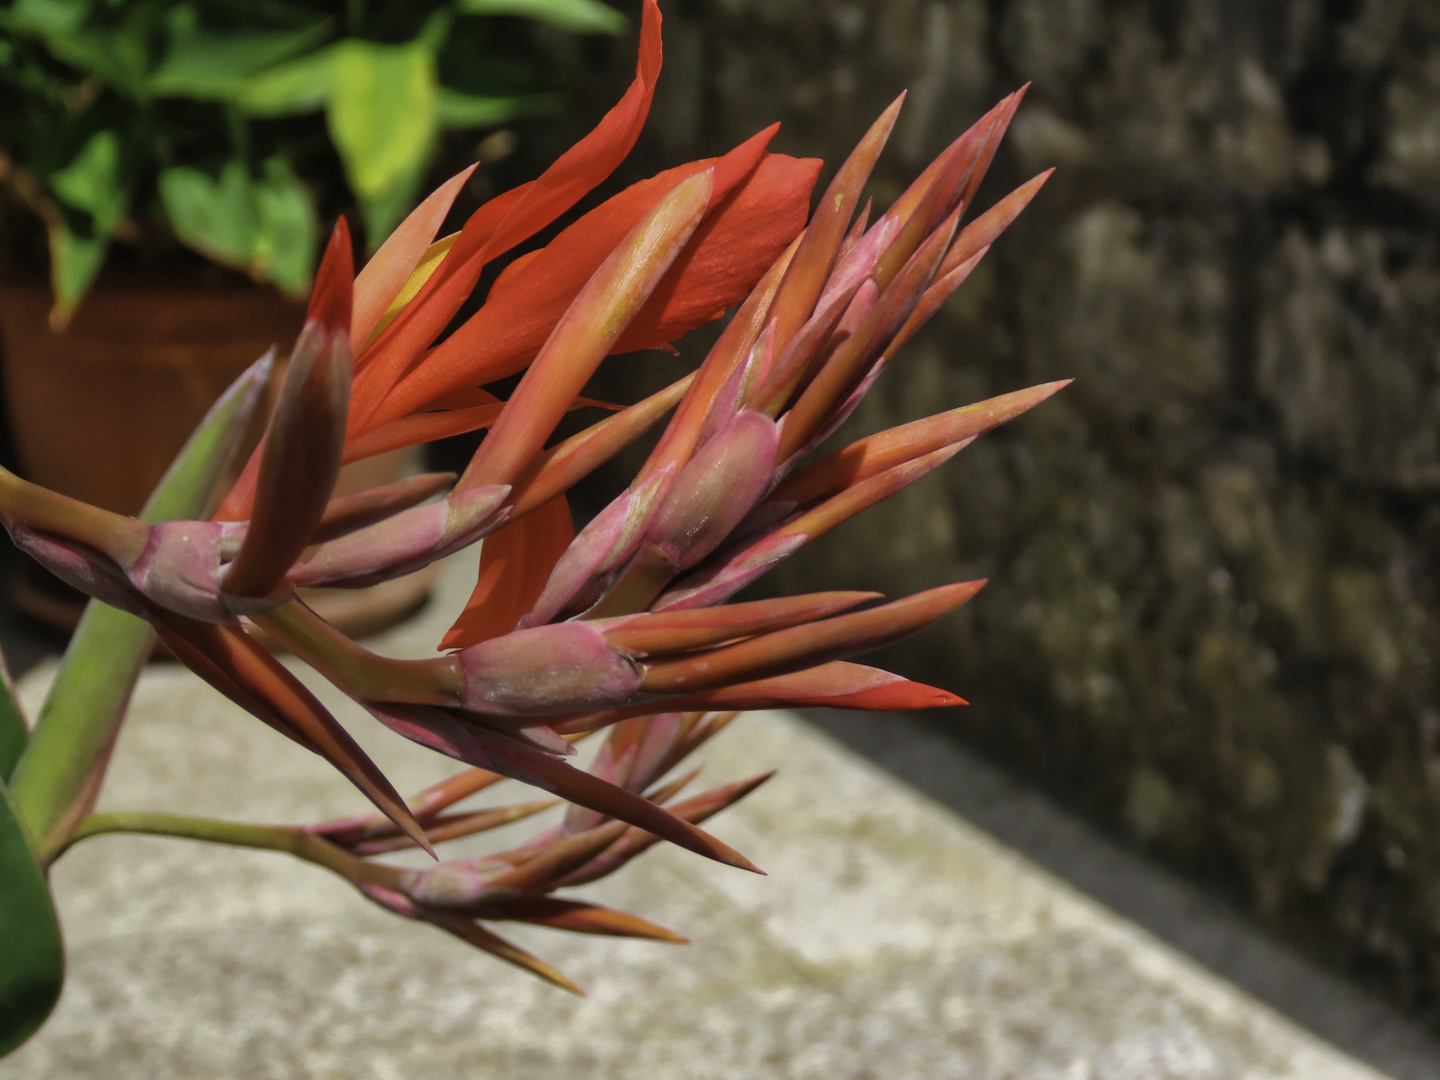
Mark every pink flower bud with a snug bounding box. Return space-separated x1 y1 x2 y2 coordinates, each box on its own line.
458 622 643 716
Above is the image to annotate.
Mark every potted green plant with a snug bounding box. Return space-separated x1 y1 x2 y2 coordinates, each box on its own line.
0 0 624 626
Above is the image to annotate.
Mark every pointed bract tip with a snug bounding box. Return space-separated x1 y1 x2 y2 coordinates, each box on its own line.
308 218 355 336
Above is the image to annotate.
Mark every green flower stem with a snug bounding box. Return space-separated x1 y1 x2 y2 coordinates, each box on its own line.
0 467 149 567
9 357 271 863
254 600 464 707
11 604 155 863
63 810 406 889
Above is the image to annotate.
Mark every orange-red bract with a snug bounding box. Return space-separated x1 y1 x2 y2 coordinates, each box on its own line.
442 494 575 650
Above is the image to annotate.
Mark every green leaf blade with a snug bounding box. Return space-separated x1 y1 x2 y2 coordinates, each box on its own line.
325 39 437 246
149 22 332 100
0 779 63 1059
235 46 336 117
434 88 558 129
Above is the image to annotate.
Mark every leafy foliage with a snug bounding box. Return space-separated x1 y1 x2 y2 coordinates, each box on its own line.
0 0 624 322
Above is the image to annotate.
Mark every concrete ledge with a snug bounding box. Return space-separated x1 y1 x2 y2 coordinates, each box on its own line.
7 556 1389 1079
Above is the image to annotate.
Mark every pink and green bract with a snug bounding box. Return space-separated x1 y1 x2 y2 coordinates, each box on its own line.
0 0 1064 990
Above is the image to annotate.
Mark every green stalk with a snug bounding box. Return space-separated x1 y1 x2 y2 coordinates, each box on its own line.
10 357 272 863
254 599 464 707
63 811 404 888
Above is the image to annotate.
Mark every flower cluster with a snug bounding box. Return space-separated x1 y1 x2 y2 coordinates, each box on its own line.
0 0 1061 986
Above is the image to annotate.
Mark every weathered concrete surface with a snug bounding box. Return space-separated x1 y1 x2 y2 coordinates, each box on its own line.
4 557 1390 1078
488 0 1440 1016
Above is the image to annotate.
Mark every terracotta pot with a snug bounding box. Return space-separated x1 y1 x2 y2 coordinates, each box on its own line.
0 282 437 638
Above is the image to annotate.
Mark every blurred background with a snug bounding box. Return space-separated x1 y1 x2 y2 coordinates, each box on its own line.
4 0 1440 1038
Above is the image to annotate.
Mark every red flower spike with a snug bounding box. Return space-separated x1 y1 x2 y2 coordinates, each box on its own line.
651 444 968 613
599 591 880 656
956 86 1029 213
352 164 477 348
866 144 971 296
342 402 503 464
311 765 510 846
751 277 868 417
352 800 556 856
609 149 820 355
515 475 668 629
442 494 574 650
641 766 701 807
640 581 985 695
872 246 989 376
839 198 873 260
288 482 509 589
475 897 688 943
458 169 716 492
777 204 962 460
643 409 779 568
774 380 1072 509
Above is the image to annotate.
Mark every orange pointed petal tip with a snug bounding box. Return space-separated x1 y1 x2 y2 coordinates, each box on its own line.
703 662 967 711
773 380 1072 508
768 93 905 353
552 662 964 733
548 771 774 889
308 218 355 338
640 581 985 695
477 896 689 943
424 910 586 995
599 590 881 656
352 164 477 347
942 169 1054 279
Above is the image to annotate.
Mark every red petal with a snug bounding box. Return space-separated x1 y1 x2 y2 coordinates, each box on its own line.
342 403 505 463
346 0 664 429
441 494 574 650
375 133 815 426
352 165 476 347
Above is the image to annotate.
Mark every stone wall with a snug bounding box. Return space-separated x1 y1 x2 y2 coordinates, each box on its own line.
506 0 1440 1011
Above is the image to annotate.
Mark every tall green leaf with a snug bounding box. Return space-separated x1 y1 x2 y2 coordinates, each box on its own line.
0 653 28 782
45 130 131 323
252 158 319 296
435 88 557 129
159 158 318 297
0 778 62 1058
149 22 332 100
326 39 437 245
235 45 336 117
